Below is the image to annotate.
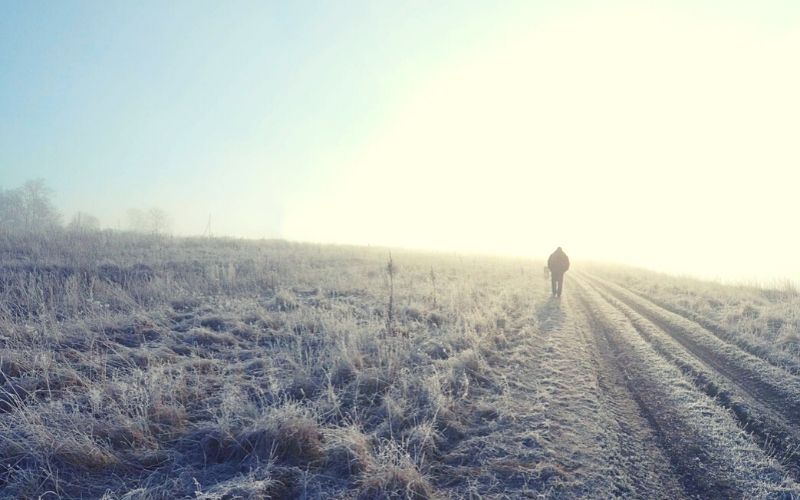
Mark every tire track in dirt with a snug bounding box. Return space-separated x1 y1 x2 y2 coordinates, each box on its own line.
563 293 687 498
593 276 800 377
584 274 800 427
580 275 800 478
570 284 741 498
440 288 687 497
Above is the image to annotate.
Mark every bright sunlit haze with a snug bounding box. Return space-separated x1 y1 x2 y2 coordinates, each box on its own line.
2 1 798 283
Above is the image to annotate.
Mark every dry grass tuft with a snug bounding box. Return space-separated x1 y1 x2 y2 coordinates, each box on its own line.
0 353 28 379
357 467 433 499
356 368 393 399
358 442 434 500
271 290 299 311
199 315 229 332
324 425 374 477
185 327 237 347
54 435 119 471
148 403 188 438
778 331 800 355
236 409 324 466
94 418 149 448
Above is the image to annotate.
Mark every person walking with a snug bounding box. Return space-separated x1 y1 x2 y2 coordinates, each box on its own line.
547 247 570 298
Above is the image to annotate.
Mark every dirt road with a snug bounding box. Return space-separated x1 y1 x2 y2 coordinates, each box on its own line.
442 273 799 498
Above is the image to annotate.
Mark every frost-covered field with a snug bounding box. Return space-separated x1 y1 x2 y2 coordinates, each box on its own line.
0 233 798 498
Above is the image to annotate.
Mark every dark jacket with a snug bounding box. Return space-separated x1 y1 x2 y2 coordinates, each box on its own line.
547 248 570 276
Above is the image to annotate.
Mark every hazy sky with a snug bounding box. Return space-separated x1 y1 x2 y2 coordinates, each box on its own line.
2 1 799 283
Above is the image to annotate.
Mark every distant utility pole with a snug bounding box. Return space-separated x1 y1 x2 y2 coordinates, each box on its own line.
203 214 212 237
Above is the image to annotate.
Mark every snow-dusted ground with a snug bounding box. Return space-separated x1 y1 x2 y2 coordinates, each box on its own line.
0 233 798 498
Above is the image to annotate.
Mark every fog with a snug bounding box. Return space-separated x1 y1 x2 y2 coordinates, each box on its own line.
2 2 799 285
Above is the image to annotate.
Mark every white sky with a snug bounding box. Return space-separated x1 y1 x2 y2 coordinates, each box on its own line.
4 2 798 284
284 4 800 284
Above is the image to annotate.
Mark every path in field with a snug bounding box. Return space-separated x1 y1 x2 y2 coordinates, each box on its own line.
569 274 800 496
606 281 800 376
438 274 800 498
579 274 800 479
439 284 685 498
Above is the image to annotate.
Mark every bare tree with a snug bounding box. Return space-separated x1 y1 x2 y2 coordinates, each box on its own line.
19 179 61 231
147 207 171 235
0 179 61 233
127 208 147 232
0 188 24 231
68 212 101 232
127 207 172 234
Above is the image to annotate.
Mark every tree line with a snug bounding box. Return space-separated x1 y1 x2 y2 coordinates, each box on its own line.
0 179 172 235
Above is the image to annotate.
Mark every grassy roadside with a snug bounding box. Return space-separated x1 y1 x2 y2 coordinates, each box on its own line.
0 232 538 498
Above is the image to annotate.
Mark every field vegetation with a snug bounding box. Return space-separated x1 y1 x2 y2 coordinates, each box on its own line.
0 231 799 498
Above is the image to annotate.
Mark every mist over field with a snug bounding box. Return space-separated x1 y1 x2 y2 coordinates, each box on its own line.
3 1 799 285
2 1 800 498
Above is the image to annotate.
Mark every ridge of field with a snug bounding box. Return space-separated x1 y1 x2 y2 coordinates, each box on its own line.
0 232 799 498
